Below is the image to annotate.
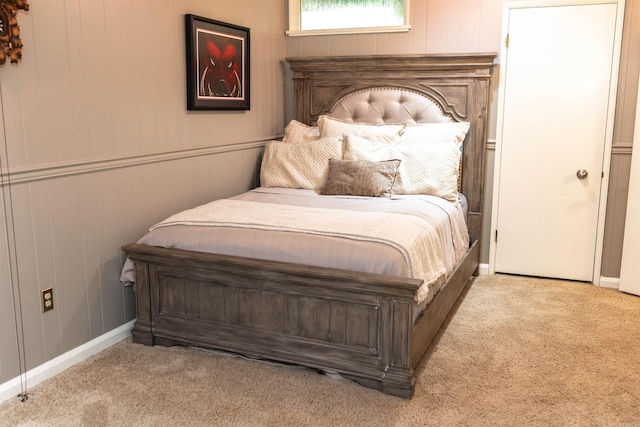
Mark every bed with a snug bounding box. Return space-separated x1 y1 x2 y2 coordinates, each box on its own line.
121 53 496 398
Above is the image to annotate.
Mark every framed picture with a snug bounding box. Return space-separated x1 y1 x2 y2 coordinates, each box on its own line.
185 14 250 110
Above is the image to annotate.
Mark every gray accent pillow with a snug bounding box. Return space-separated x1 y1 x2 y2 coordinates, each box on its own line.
319 158 401 197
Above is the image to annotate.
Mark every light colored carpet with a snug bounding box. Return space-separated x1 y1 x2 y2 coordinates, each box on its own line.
1 274 640 426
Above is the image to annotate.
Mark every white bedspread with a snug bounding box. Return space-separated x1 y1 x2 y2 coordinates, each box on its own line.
120 187 469 305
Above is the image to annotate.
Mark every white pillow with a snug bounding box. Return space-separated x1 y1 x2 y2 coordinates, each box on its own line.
260 137 342 190
399 122 471 145
283 120 320 143
318 115 403 144
343 134 462 202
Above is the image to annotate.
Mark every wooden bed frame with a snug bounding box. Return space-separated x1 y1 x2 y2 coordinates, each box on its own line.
123 54 496 399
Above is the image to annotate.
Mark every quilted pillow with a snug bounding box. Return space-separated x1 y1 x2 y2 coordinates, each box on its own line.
399 122 471 144
343 134 462 202
283 120 320 143
318 115 403 144
260 137 342 190
320 158 401 197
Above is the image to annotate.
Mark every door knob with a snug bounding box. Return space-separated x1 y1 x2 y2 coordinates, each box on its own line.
576 169 588 180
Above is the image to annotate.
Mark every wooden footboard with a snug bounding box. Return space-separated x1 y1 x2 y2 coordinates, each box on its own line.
123 241 477 398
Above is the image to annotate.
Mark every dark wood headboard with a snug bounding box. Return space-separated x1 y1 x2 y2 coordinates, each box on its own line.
285 54 496 245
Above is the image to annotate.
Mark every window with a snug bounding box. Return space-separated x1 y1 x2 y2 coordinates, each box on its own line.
287 0 411 36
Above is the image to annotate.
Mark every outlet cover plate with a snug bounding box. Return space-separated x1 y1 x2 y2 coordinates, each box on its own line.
42 288 53 312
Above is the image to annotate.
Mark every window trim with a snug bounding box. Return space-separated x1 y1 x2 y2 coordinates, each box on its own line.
286 0 411 37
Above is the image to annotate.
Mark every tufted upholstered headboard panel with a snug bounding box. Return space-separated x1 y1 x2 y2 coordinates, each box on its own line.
328 88 453 124
286 54 496 245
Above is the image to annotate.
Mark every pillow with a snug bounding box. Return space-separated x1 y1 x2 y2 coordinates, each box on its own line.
343 134 462 202
283 120 320 143
399 122 471 145
320 158 401 197
260 137 342 190
398 121 470 192
318 115 403 144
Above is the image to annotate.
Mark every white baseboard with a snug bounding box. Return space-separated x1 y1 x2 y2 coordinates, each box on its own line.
598 276 620 289
476 266 620 290
0 320 134 404
478 263 490 275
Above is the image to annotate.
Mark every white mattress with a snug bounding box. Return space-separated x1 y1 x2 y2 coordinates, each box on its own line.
120 187 469 307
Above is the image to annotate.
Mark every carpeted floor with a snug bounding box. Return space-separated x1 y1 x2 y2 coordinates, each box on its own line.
1 274 640 426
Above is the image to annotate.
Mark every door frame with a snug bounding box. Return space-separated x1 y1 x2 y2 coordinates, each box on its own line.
488 0 626 285
619 75 640 295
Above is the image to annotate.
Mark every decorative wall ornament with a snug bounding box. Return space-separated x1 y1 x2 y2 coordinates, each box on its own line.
185 14 250 110
0 0 29 65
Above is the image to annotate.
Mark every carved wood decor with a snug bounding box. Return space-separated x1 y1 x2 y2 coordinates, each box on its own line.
0 0 29 64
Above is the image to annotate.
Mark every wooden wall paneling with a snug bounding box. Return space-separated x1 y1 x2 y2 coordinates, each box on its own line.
374 34 390 55
113 166 153 325
309 36 329 57
270 5 288 136
152 1 184 151
601 151 632 277
138 163 177 227
0 79 25 170
32 1 76 164
10 27 38 169
48 176 92 352
601 0 639 277
0 96 18 382
0 188 21 384
328 35 356 57
0 302 19 384
131 0 163 155
78 174 104 337
285 36 302 58
152 0 184 146
7 184 46 369
386 29 413 55
104 0 143 155
425 0 448 53
482 144 496 264
459 0 482 53
88 171 126 332
64 0 91 162
444 0 463 51
353 34 380 56
113 167 149 267
20 181 55 367
410 0 428 52
196 148 263 199
0 46 27 169
613 0 640 146
478 1 505 54
248 3 273 139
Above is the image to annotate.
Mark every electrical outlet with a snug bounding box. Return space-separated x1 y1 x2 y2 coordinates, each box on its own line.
41 288 53 312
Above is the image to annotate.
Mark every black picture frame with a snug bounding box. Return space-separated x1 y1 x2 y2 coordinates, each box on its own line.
185 14 250 110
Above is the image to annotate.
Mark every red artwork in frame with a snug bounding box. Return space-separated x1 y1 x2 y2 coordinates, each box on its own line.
185 14 250 111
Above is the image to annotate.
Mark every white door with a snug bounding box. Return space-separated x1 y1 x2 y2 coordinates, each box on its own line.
619 76 640 296
491 1 624 282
